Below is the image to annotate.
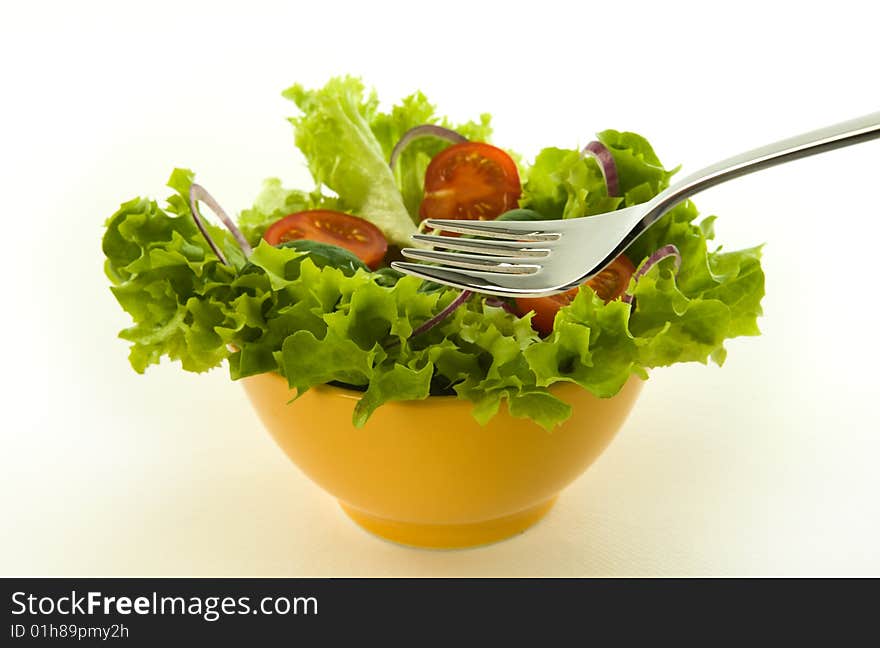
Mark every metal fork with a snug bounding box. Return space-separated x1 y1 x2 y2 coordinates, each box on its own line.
391 111 880 297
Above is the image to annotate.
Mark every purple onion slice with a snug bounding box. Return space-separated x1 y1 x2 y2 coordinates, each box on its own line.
389 124 468 169
410 290 472 339
189 184 253 264
581 140 620 197
622 244 682 305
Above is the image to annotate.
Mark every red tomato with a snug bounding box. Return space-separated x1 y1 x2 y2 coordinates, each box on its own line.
419 142 521 222
515 255 636 335
263 210 388 269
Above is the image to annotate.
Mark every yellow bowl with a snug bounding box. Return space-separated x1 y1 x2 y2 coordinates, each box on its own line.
241 372 642 549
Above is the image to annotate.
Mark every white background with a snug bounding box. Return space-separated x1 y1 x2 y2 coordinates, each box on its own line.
1 0 878 576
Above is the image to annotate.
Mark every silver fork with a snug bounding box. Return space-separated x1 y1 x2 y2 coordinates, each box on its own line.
391 111 880 297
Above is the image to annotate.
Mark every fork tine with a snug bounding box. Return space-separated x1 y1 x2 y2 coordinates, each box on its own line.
400 248 541 274
411 234 552 257
423 219 562 241
391 261 568 297
390 262 523 295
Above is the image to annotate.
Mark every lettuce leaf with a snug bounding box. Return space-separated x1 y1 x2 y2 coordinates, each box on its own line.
520 147 622 219
519 131 676 219
103 169 245 373
282 77 417 247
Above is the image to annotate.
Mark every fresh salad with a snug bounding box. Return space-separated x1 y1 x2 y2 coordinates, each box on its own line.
102 76 764 430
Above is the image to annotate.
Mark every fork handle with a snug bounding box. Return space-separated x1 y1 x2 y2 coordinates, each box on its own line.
646 111 880 220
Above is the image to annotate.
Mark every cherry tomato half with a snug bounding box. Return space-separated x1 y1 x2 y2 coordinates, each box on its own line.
515 255 636 336
263 210 388 269
419 142 521 222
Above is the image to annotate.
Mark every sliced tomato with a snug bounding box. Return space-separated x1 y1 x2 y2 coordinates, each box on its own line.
263 210 388 269
515 255 636 336
419 142 521 222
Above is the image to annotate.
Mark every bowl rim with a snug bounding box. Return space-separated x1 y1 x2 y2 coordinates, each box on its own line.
254 372 464 399
249 370 642 404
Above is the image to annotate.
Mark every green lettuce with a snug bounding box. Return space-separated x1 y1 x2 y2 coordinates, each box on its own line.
282 76 417 247
102 169 246 373
519 130 676 219
520 147 622 219
103 79 764 431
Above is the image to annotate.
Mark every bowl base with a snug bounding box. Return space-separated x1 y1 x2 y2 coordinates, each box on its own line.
339 497 558 549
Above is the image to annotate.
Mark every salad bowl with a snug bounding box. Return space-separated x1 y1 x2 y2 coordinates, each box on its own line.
241 372 643 549
103 77 769 551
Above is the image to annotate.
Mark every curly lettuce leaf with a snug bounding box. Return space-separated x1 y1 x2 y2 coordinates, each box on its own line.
237 244 572 429
103 169 243 373
597 129 675 197
520 147 622 219
282 76 417 247
520 131 676 218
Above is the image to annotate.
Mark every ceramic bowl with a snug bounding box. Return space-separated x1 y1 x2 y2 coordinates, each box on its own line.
242 373 642 549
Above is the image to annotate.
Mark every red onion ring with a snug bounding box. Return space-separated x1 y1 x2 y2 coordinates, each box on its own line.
622 244 682 305
410 290 472 338
389 124 468 169
581 141 620 197
189 184 253 264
